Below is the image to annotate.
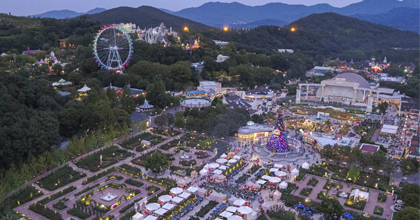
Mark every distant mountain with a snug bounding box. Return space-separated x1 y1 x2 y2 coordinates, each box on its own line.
169 0 419 32
85 6 211 31
228 19 288 29
32 7 106 19
351 7 419 33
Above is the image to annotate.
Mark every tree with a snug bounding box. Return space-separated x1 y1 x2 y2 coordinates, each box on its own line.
371 151 386 170
400 183 420 209
393 207 420 220
174 113 184 129
52 63 62 74
318 197 344 219
154 114 166 129
165 113 174 127
144 151 169 176
400 158 419 176
359 153 371 171
121 85 136 113
382 158 397 177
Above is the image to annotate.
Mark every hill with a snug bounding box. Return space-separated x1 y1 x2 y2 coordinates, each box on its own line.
351 7 419 33
203 13 419 61
169 0 419 32
32 7 106 19
85 6 211 31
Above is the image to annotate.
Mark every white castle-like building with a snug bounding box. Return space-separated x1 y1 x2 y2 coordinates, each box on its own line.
117 22 178 46
296 73 380 112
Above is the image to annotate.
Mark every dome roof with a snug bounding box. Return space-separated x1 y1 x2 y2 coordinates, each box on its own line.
333 73 371 89
247 121 255 126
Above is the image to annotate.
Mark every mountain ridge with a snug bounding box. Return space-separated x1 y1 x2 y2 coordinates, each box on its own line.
31 7 106 19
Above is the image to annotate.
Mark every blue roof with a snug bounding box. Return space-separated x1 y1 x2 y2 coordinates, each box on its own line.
187 90 206 95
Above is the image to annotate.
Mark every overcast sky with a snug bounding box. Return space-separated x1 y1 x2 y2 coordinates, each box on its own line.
2 0 363 16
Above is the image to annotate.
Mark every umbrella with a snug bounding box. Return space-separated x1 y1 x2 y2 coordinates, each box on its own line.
348 216 354 220
170 218 176 220
298 204 305 208
174 214 180 218
181 209 187 213
188 203 194 208
344 213 350 216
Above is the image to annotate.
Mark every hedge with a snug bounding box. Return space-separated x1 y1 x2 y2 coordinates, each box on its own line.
38 185 76 205
29 203 63 220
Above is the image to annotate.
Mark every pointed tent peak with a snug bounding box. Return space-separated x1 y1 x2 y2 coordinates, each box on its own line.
78 84 91 92
58 78 66 82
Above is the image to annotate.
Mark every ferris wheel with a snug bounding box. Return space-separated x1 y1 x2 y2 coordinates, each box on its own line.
92 24 133 72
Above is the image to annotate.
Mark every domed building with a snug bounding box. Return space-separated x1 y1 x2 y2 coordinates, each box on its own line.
296 73 380 112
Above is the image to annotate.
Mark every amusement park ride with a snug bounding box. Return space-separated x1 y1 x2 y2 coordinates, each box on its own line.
92 24 133 73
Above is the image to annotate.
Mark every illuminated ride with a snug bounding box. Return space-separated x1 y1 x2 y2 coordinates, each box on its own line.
266 109 290 153
93 24 133 72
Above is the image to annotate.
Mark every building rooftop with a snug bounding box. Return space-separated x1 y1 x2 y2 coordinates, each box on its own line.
238 123 273 135
360 143 380 153
333 73 371 89
187 90 206 95
401 97 420 112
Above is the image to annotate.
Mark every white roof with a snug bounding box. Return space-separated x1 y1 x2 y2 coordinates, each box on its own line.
279 181 288 188
256 180 266 185
274 164 283 168
226 206 238 213
170 187 183 194
291 168 299 173
158 195 172 202
228 159 237 163
275 171 287 177
208 163 220 169
154 208 169 215
381 124 398 134
227 215 243 220
269 177 281 183
132 213 144 220
302 162 310 169
219 165 228 170
78 84 91 92
216 158 227 164
220 211 233 218
220 153 228 158
146 203 160 211
233 155 241 160
179 192 191 199
213 169 223 174
171 197 183 203
261 175 271 180
200 169 208 175
162 203 175 210
270 168 279 172
144 216 158 220
213 174 226 179
237 206 254 214
187 186 198 193
233 199 246 206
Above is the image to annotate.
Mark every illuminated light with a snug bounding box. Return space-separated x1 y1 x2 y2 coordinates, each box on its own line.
184 27 189 32
223 27 228 31
291 27 296 32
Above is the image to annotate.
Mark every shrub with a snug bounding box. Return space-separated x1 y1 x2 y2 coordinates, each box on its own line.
75 184 100 196
249 164 261 174
316 191 327 200
67 208 91 219
194 151 210 159
268 210 295 220
124 179 144 187
235 174 250 184
29 203 63 220
196 201 218 217
119 198 143 213
52 198 69 210
75 146 130 172
323 179 343 190
82 167 115 185
117 164 142 177
179 159 197 167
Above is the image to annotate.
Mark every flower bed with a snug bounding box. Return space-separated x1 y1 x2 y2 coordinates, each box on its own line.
121 133 166 150
38 185 76 205
146 185 160 195
82 167 115 185
354 171 391 192
116 164 142 177
160 140 180 150
7 186 44 210
92 215 114 220
106 175 123 181
235 174 250 184
52 198 69 210
124 179 144 187
307 178 319 187
196 201 218 217
75 146 131 172
119 209 136 220
131 150 174 166
75 184 100 196
377 193 387 203
373 205 384 216
29 203 63 220
316 191 327 200
174 147 190 153
195 151 210 159
37 166 86 191
344 200 366 211
299 187 313 197
179 159 197 167
323 179 343 190
152 128 181 137
67 208 91 219
98 183 123 191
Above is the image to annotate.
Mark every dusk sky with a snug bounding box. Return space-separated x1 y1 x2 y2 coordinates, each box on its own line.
2 0 363 16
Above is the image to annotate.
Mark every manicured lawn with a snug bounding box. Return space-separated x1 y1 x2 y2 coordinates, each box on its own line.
124 179 144 187
52 198 69 210
179 159 197 167
75 146 131 172
307 178 319 187
195 151 210 158
38 185 76 205
316 191 327 200
131 150 174 166
37 166 86 190
299 187 313 197
160 140 180 150
323 179 343 190
121 133 166 150
268 209 296 220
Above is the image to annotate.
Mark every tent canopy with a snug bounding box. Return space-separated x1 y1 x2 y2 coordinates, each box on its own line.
159 195 172 202
261 175 271 180
216 158 228 164
228 159 237 163
144 216 158 220
226 206 238 213
187 186 198 193
146 203 160 211
256 180 266 185
179 192 191 199
274 163 284 168
233 199 246 207
220 211 233 218
275 171 287 177
154 208 169 215
162 203 175 210
227 215 243 220
302 162 310 169
269 168 279 172
237 206 253 214
213 169 223 174
279 181 288 189
170 187 183 195
171 197 183 204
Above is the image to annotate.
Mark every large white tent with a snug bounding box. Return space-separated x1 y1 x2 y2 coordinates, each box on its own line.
154 208 169 216
302 162 310 169
132 213 144 220
144 216 158 220
226 206 238 213
261 175 271 180
179 192 191 199
228 159 237 164
233 199 246 207
227 215 243 220
220 211 233 218
200 169 208 176
269 168 279 172
213 169 223 174
162 203 175 210
291 168 299 177
146 203 160 211
158 195 172 203
256 180 266 185
216 158 228 164
171 197 183 204
279 181 288 189
187 186 198 193
170 187 183 195
275 171 287 177
269 177 281 183
237 206 253 215
274 164 284 168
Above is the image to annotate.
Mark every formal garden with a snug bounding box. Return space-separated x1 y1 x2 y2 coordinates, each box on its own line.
194 150 210 159
75 146 131 172
307 178 319 187
160 140 182 150
152 128 181 137
131 149 174 166
37 165 86 190
121 132 166 151
299 187 313 197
